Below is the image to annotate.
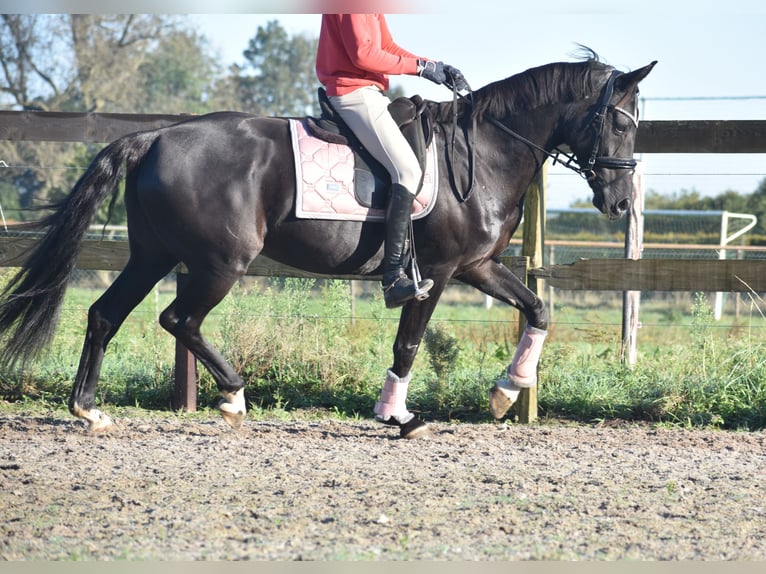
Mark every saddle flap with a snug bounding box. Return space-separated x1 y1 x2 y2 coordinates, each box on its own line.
305 117 347 146
388 94 433 148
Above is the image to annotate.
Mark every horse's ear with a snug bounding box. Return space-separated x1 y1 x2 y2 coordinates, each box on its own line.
615 61 657 92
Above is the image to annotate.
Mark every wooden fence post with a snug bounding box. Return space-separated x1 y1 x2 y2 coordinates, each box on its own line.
515 164 547 423
621 162 644 365
172 272 197 412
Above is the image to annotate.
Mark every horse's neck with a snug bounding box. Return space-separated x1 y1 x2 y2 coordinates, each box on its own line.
468 103 562 178
429 91 574 198
467 62 606 151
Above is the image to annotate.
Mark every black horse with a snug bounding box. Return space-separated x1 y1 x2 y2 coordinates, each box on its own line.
0 54 655 436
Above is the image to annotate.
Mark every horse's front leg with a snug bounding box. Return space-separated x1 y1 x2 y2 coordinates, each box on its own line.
374 279 447 439
457 258 548 420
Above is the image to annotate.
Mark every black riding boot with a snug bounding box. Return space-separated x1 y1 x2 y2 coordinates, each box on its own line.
382 184 434 309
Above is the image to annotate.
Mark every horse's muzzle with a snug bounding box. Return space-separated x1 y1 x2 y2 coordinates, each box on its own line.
593 193 631 220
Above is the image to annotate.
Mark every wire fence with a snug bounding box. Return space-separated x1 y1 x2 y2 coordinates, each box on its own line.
4 205 766 321
3 151 766 339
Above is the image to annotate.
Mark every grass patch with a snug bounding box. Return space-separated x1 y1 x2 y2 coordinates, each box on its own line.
2 275 766 430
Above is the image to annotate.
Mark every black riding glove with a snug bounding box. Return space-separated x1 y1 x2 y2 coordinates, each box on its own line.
444 64 470 92
418 59 447 85
418 59 470 92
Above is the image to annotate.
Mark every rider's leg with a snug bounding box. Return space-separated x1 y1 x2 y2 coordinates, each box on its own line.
381 183 433 308
329 86 433 308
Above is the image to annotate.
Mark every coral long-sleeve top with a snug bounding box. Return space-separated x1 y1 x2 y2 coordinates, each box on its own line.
316 14 423 96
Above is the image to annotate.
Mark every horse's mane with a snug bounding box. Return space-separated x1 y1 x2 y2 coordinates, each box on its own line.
469 47 614 121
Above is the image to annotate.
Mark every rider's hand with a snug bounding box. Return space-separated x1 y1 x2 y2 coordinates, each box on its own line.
418 60 470 92
444 64 470 92
417 59 447 85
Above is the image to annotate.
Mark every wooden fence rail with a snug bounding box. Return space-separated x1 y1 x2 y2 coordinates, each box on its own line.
529 258 766 292
6 235 766 291
0 235 367 280
2 110 766 153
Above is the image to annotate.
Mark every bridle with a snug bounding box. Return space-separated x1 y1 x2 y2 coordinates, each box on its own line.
445 68 639 202
572 70 639 180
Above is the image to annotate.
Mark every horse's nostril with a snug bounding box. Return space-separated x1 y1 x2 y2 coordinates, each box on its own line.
616 198 631 213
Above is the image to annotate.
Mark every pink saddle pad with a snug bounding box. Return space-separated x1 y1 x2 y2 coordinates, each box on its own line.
289 119 438 222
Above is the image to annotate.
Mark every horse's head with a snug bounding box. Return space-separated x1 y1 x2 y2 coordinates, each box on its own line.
569 61 657 220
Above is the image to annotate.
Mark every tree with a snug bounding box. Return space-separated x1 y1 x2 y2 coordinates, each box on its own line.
1 15 57 111
135 28 222 115
232 20 319 117
1 15 186 112
0 15 220 220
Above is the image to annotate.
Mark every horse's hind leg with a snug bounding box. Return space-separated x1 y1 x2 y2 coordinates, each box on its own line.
158 269 247 430
70 256 176 431
376 275 451 439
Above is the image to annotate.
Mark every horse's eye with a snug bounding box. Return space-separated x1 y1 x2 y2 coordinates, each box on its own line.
612 112 631 134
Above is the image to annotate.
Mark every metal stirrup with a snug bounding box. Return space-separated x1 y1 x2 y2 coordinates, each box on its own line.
408 218 430 301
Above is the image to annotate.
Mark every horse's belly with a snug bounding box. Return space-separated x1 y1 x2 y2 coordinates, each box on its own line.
262 223 383 277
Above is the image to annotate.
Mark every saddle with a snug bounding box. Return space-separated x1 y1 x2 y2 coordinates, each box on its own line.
305 88 434 210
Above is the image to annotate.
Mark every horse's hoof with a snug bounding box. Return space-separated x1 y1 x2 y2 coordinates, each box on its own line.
377 415 430 439
220 409 245 431
399 417 429 439
218 388 246 431
489 385 515 420
89 413 114 433
72 405 114 433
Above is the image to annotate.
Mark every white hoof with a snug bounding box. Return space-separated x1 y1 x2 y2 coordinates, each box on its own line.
218 388 246 430
72 405 114 433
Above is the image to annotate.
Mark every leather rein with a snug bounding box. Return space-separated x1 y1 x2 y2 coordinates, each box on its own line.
445 69 638 202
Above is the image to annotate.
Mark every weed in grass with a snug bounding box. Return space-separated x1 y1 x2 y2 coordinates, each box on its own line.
690 292 715 377
423 323 460 409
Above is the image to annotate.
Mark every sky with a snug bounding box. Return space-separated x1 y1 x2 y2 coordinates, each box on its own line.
12 0 766 208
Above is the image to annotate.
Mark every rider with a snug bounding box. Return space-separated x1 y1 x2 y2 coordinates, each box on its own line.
316 13 468 309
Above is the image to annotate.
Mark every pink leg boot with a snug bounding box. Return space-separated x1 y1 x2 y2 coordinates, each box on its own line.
508 325 547 387
374 370 429 439
489 326 547 420
374 369 413 424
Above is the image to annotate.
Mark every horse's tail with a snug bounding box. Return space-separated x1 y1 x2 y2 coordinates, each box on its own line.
0 130 159 370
